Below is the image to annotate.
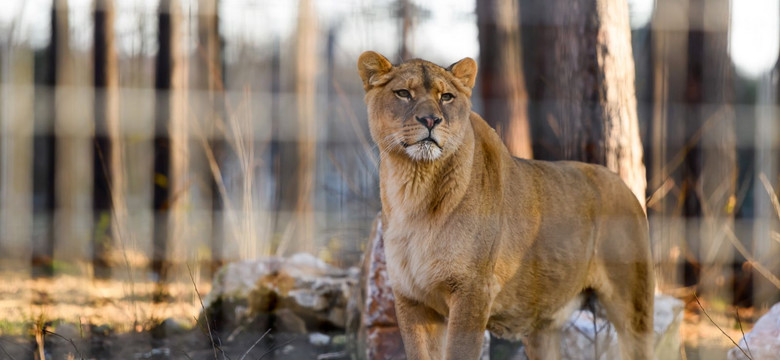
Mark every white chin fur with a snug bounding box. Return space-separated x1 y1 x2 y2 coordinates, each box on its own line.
404 142 442 161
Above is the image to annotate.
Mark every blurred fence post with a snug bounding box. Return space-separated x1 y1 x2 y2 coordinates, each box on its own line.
278 0 318 256
51 0 95 277
754 72 780 306
684 0 736 307
648 0 691 294
0 45 34 274
93 0 123 279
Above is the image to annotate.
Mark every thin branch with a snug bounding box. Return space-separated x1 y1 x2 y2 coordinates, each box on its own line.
724 228 780 289
187 263 220 360
0 342 18 360
759 173 780 220
44 330 85 360
735 308 753 360
256 337 296 360
238 328 271 360
692 293 752 360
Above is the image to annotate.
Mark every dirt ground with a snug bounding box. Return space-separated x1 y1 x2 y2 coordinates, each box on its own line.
0 272 754 359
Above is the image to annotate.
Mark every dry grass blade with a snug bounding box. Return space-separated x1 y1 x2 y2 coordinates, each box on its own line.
723 227 780 289
44 330 85 360
735 308 754 359
693 293 752 360
771 231 780 245
257 337 296 360
0 342 18 360
759 173 780 220
187 264 220 360
238 328 271 360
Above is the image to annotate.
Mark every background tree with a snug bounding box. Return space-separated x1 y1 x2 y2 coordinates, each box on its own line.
524 0 646 207
477 0 532 158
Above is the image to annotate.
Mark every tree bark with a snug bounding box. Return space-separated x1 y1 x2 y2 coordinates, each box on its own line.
477 0 532 159
528 0 646 207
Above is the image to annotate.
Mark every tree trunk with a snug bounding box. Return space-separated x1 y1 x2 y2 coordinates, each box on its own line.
93 0 122 279
399 0 413 61
477 0 532 159
528 0 646 207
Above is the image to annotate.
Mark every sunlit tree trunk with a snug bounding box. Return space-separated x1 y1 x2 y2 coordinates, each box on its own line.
683 0 736 306
528 0 646 207
93 0 122 279
477 0 532 159
278 0 318 256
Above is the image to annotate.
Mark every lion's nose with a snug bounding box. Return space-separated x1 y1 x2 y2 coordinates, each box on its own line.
416 115 442 130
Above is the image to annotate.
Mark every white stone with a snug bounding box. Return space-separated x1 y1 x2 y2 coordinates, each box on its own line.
728 302 780 360
509 294 683 360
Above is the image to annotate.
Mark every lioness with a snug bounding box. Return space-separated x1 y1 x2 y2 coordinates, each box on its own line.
357 51 653 360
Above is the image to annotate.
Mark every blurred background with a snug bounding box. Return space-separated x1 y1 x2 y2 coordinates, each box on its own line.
0 0 778 358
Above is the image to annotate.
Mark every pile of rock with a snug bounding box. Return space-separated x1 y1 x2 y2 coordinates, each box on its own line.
203 253 359 336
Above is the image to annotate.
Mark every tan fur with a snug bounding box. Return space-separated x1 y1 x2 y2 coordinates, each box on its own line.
358 51 654 360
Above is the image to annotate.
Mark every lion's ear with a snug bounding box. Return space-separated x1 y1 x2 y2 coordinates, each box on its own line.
448 57 478 91
358 51 393 91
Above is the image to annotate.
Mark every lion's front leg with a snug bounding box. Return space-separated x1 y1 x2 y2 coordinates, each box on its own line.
394 291 447 360
444 291 491 360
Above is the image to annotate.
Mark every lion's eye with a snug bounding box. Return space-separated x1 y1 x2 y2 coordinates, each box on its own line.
394 89 412 100
441 93 455 102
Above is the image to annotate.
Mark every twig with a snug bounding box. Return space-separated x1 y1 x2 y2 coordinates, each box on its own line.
238 328 271 360
44 330 85 360
735 308 753 360
317 351 349 360
187 264 221 360
692 293 752 360
0 342 18 360
256 337 296 360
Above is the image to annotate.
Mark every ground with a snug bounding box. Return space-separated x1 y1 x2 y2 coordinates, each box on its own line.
0 271 756 359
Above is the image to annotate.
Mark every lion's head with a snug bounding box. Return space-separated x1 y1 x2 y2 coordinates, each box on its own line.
358 51 478 162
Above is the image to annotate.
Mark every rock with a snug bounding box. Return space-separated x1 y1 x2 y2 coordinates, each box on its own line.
309 332 331 346
204 253 358 332
728 302 780 360
356 214 685 360
534 294 682 360
275 308 308 334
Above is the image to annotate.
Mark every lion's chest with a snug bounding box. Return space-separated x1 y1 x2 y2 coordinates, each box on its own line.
383 218 462 314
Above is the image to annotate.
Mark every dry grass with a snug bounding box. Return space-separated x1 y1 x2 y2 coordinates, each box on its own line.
0 270 211 335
